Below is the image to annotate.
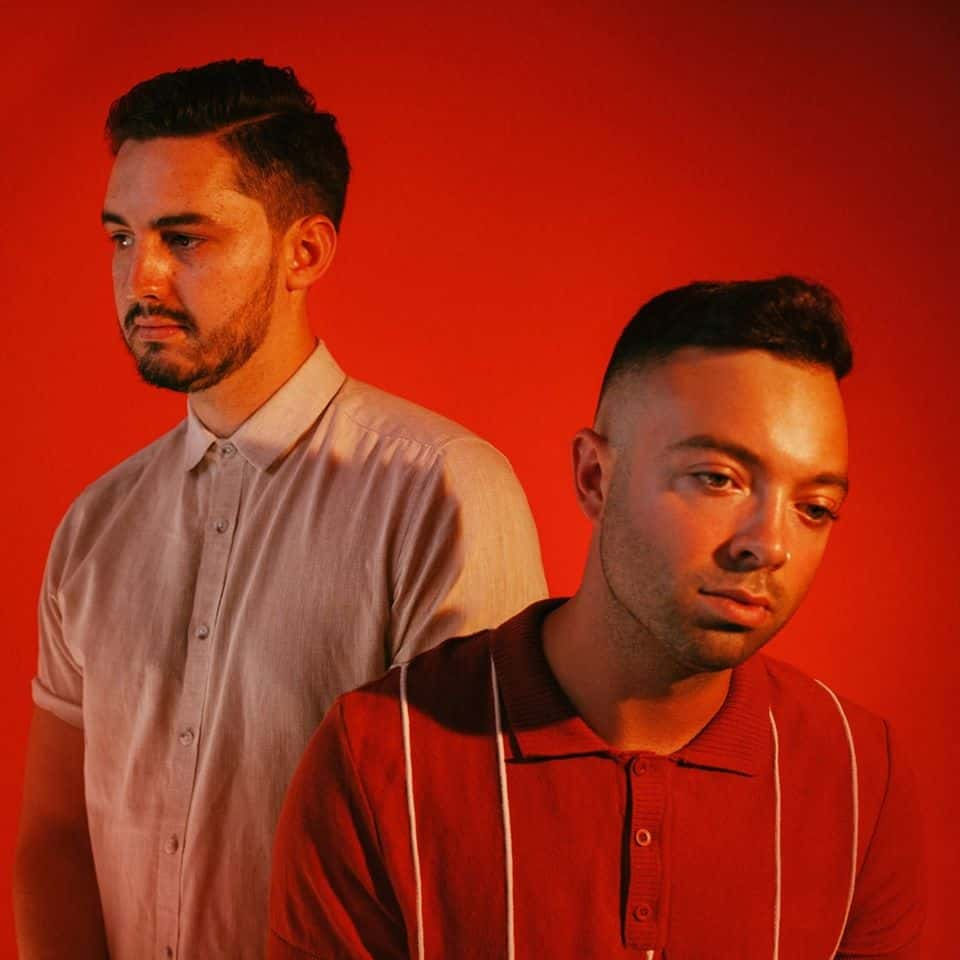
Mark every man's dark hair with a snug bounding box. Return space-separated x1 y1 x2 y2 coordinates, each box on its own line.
600 276 853 398
106 58 350 231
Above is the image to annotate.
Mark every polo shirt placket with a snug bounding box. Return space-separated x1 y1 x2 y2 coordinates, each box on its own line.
156 440 245 960
624 754 667 952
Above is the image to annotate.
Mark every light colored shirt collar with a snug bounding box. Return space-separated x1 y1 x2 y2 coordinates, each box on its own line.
183 341 347 472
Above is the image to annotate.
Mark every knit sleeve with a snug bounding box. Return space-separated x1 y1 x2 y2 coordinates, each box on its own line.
837 721 926 958
268 699 408 959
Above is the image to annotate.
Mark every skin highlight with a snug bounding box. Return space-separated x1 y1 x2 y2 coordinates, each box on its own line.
543 347 849 754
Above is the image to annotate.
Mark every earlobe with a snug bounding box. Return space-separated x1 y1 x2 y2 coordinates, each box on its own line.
572 428 611 523
284 214 338 291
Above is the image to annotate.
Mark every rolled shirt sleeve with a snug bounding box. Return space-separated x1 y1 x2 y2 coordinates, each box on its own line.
33 513 84 728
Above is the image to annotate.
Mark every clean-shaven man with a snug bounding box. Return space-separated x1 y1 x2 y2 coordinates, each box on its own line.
270 277 923 958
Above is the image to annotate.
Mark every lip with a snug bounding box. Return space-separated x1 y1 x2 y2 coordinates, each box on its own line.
697 588 772 628
133 322 185 342
700 588 771 610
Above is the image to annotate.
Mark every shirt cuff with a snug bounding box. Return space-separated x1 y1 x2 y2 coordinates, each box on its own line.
31 676 83 728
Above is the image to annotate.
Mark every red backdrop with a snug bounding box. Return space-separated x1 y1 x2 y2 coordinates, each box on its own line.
2 3 955 955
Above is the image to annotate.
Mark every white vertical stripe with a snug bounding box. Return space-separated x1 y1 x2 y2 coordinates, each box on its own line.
399 664 425 960
490 657 516 960
814 679 859 958
769 709 782 960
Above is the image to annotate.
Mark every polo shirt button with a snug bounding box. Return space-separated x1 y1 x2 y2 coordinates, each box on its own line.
164 834 179 855
635 828 652 846
214 518 229 533
633 902 653 921
632 758 650 776
221 443 237 457
196 624 210 639
178 728 195 747
164 948 174 959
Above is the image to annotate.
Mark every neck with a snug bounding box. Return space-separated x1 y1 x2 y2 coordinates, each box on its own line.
188 323 316 437
542 590 731 754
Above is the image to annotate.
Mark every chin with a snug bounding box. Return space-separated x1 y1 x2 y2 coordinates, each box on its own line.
678 627 769 673
135 356 199 393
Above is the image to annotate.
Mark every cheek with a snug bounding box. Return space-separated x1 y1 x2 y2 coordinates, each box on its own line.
782 537 831 607
111 257 126 302
630 501 718 574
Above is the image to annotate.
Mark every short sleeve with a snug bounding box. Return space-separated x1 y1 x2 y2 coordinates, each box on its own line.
838 722 926 957
389 436 547 662
33 515 83 728
268 700 408 959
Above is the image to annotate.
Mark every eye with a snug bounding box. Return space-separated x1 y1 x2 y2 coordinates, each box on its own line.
693 471 737 490
797 502 840 525
108 232 133 249
164 233 204 251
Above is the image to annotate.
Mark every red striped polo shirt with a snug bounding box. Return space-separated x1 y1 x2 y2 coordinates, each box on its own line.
269 600 924 958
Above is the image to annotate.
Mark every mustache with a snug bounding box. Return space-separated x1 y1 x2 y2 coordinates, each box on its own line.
124 302 195 332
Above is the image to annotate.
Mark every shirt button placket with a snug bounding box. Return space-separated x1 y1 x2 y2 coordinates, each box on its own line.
625 755 665 950
157 440 243 958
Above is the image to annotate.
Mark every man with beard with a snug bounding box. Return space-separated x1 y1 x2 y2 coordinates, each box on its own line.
269 278 924 958
14 60 546 960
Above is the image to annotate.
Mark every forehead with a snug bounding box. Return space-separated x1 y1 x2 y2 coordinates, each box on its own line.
616 347 848 474
103 135 259 224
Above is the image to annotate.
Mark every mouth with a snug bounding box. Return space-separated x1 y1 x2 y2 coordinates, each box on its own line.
697 588 772 628
132 322 186 342
701 588 771 610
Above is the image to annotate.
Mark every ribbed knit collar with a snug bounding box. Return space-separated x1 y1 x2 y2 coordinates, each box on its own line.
183 340 347 472
491 599 772 777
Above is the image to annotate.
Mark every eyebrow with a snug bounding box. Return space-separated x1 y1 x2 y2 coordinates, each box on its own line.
666 434 850 493
101 211 218 229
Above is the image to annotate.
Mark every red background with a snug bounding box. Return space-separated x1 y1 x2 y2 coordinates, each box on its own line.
2 3 955 955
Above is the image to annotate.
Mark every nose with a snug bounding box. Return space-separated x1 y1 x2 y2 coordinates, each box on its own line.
121 236 172 303
725 491 790 572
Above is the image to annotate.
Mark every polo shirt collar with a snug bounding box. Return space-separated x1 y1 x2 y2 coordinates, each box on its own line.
183 341 347 472
491 599 771 777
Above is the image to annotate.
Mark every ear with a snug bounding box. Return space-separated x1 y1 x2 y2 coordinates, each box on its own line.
282 214 338 291
572 428 615 523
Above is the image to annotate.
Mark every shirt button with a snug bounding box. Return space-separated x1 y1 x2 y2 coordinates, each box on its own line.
633 902 653 921
221 443 237 457
164 948 174 959
196 624 210 640
178 728 195 747
635 828 653 846
632 758 650 776
214 518 229 533
164 834 179 855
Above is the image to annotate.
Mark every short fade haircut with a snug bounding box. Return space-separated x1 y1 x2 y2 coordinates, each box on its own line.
105 58 350 231
600 276 853 400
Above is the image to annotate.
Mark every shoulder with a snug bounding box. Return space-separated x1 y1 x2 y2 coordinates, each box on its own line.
49 422 187 557
336 629 496 760
331 377 510 467
761 655 888 740
759 654 893 801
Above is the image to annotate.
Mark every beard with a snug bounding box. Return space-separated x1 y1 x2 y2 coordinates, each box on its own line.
121 253 277 393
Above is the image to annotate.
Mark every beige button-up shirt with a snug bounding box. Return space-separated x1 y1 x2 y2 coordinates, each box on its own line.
33 342 546 959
